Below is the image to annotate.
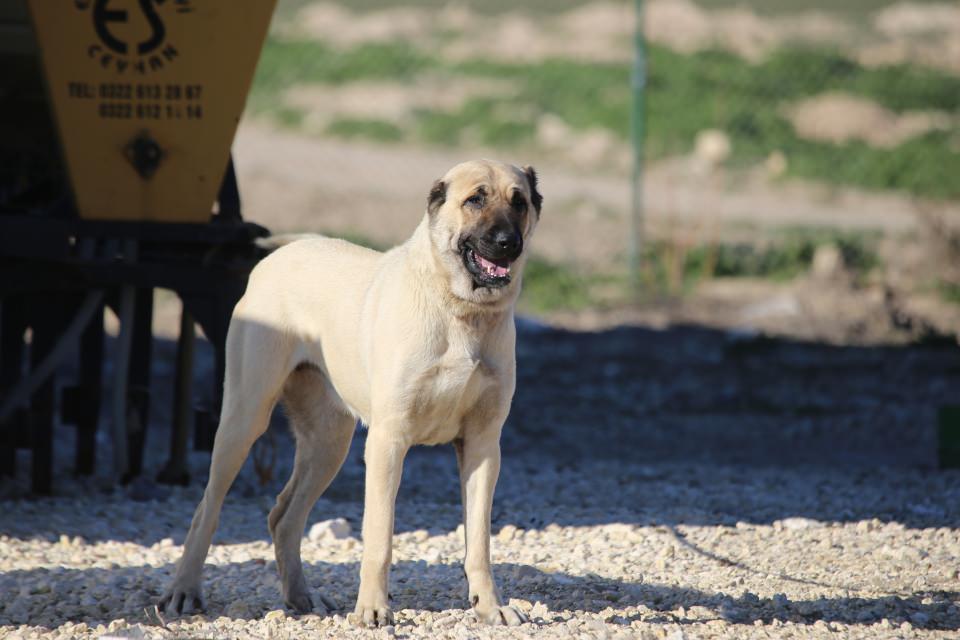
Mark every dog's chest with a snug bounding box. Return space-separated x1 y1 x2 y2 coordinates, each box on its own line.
404 343 498 444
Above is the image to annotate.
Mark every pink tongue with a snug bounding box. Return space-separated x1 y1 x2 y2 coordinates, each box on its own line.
476 253 510 277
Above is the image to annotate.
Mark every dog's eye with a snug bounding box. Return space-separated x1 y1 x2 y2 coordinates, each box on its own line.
464 194 484 209
511 192 527 211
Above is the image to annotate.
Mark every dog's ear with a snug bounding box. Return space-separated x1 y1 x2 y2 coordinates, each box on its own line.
523 166 543 216
427 179 446 216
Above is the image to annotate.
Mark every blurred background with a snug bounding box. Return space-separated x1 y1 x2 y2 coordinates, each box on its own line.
228 0 960 344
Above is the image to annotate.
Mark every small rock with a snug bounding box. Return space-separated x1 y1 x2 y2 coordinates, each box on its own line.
719 603 744 622
693 129 731 170
666 628 686 640
411 529 429 543
910 611 930 626
498 524 519 542
779 517 821 531
531 601 549 619
264 609 285 622
514 565 538 581
308 518 352 542
433 614 457 628
765 150 788 177
811 244 844 280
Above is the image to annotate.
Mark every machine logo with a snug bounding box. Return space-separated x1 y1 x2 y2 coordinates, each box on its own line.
77 0 194 75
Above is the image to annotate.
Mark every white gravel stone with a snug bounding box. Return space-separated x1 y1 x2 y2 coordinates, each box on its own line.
778 517 822 531
308 518 352 542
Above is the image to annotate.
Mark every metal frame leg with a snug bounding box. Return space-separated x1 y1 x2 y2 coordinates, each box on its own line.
157 305 194 485
0 298 25 477
29 298 58 495
125 287 153 480
73 299 104 475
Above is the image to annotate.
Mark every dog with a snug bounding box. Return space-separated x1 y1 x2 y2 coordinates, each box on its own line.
158 160 542 627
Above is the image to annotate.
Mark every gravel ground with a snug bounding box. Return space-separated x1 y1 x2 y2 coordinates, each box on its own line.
2 321 959 639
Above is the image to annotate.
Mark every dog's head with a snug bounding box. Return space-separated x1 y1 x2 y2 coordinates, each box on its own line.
426 160 542 307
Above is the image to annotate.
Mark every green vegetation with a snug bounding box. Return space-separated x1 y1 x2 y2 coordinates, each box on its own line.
249 35 960 196
520 257 601 313
642 46 960 197
519 229 880 312
939 281 960 306
249 40 434 112
273 106 305 128
693 0 943 19
274 0 592 20
676 229 879 284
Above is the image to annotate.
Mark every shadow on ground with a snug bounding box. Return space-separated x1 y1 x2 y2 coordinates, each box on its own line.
2 320 959 540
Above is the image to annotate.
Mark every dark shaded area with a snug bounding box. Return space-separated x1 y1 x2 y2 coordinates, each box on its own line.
507 322 960 468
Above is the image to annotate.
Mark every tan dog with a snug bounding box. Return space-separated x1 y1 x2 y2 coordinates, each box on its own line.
159 160 542 627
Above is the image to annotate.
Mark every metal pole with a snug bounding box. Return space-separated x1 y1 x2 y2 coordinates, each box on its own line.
629 0 647 293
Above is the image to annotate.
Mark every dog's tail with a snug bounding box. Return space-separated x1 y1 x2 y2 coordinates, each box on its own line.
254 233 325 252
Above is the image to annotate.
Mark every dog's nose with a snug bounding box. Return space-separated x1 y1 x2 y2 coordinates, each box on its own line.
493 229 522 255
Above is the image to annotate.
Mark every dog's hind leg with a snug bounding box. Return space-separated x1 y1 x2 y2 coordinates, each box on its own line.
160 318 292 616
270 366 356 614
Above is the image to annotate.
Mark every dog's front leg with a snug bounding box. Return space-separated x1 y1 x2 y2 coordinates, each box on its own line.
459 432 528 626
353 429 408 628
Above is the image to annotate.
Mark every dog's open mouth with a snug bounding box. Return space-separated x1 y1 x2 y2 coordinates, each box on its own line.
463 245 513 288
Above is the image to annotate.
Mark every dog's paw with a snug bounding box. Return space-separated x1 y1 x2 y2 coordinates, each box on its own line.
350 601 394 628
475 604 528 626
284 591 314 615
158 584 205 616
285 590 337 615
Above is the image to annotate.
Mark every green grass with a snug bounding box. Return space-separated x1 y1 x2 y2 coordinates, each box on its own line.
249 40 434 112
639 228 880 295
939 281 960 306
519 229 881 312
274 0 593 20
520 257 600 313
249 37 960 198
643 47 960 197
693 0 942 19
273 105 306 128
